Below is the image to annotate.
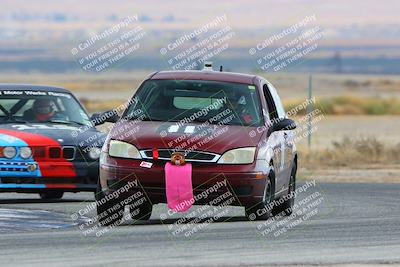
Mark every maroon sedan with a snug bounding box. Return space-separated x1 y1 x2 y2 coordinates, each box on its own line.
96 66 297 225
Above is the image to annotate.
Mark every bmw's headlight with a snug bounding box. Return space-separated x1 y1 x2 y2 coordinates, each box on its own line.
19 147 32 159
217 147 256 164
89 147 101 160
99 151 107 165
108 140 141 159
3 146 17 159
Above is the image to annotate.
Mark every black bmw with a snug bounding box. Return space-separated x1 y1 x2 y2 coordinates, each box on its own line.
0 84 108 199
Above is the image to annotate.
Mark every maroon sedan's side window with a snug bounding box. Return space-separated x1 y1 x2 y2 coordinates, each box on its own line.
263 84 278 120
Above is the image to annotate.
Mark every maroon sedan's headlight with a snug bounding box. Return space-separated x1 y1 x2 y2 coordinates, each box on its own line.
217 147 256 164
108 140 141 159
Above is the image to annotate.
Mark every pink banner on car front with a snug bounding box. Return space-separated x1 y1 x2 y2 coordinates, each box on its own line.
164 162 193 212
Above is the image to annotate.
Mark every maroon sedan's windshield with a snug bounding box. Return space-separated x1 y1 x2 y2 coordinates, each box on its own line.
124 79 264 127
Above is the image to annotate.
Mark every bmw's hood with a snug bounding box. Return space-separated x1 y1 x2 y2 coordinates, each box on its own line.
110 121 264 154
0 123 106 147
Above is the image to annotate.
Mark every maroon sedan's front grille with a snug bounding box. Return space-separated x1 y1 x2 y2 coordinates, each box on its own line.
141 149 220 163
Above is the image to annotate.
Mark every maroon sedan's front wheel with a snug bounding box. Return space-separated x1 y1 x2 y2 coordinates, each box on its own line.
245 169 274 221
271 162 297 216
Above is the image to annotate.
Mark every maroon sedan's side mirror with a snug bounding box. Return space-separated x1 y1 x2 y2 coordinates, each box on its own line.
90 110 120 126
268 118 296 135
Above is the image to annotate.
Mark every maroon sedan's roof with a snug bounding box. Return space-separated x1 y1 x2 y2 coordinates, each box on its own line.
150 70 257 84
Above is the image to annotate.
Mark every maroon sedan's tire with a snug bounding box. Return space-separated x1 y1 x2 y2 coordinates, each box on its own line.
271 162 297 216
245 170 274 221
39 191 64 200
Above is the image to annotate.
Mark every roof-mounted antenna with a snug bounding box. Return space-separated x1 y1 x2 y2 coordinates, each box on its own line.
219 65 223 72
203 61 213 71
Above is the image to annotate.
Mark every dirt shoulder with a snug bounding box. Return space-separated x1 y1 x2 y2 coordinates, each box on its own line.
299 165 400 183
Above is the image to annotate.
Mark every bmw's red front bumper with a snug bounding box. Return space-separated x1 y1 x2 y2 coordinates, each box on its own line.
0 161 98 193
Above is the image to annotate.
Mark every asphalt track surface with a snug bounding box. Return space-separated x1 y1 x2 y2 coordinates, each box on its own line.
0 183 399 267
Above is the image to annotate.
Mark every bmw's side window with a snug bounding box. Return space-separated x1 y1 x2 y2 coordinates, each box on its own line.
263 84 278 120
14 99 33 116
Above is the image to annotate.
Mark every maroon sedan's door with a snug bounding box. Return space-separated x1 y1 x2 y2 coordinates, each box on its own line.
262 83 287 193
267 82 293 191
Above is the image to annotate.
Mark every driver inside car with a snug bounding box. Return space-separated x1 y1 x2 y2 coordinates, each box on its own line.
23 99 67 122
224 94 253 125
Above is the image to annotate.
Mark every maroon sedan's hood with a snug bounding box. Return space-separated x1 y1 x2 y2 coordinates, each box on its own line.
110 121 263 154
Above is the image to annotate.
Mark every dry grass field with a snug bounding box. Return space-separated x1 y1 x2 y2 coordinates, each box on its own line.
1 71 400 99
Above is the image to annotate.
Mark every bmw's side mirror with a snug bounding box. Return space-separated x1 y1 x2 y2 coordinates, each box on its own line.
90 110 120 126
268 118 296 135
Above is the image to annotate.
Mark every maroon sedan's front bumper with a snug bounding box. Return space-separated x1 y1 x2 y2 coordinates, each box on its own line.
100 156 271 207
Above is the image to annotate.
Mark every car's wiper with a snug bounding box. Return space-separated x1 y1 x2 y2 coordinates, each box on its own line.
45 120 87 126
191 118 209 123
127 115 165 122
0 118 28 124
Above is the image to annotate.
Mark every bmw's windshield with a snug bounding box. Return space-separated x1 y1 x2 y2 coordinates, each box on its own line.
124 79 263 127
0 90 92 126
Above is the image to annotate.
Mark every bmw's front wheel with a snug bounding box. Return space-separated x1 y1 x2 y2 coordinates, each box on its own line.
39 191 64 200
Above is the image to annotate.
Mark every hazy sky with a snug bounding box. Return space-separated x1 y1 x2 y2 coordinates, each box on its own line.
1 0 399 28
